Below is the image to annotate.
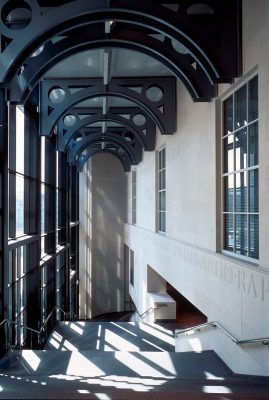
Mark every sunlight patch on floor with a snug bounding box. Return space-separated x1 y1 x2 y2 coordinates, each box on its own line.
48 337 61 349
66 352 105 376
110 322 137 337
115 352 173 378
142 338 166 351
138 323 175 346
22 350 41 371
95 394 111 400
204 371 225 380
141 352 177 375
70 322 84 335
105 329 140 351
203 385 232 394
82 376 168 392
63 339 78 351
78 389 90 394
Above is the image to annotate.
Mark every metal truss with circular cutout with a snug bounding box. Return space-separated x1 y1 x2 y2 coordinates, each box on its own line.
57 107 156 152
0 0 241 88
67 130 141 166
8 23 216 103
40 78 176 137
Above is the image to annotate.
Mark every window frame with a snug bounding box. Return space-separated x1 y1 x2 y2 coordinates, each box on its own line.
157 146 166 234
131 169 136 225
221 73 259 263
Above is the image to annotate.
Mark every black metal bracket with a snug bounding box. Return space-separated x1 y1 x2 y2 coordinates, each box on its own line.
0 0 241 87
77 147 131 173
8 23 215 103
57 107 155 152
39 78 176 136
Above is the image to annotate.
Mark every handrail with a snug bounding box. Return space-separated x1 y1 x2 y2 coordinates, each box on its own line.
0 306 76 350
131 306 156 320
175 321 269 346
131 304 167 321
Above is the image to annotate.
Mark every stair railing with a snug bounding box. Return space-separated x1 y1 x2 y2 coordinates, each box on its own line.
131 304 167 322
175 321 269 347
0 306 76 351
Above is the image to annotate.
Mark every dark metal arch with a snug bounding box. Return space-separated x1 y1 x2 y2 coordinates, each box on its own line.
78 148 131 172
57 107 155 152
0 0 241 85
40 78 176 136
68 132 141 166
9 24 215 103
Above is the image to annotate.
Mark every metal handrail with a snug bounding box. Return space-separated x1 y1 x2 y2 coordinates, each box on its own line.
131 306 156 320
0 306 76 350
175 321 269 346
131 304 167 321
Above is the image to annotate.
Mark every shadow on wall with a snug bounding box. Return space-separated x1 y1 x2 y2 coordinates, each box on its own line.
90 153 126 317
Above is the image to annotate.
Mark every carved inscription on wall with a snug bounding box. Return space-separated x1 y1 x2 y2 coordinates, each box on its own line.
126 225 269 303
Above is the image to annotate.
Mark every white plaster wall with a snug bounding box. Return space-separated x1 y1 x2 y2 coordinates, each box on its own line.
125 0 269 374
175 328 269 376
79 153 126 318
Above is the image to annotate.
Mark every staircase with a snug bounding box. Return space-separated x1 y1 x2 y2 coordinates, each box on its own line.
0 320 269 399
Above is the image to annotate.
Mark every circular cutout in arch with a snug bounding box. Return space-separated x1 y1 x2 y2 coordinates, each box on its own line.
73 133 83 142
146 86 164 102
125 132 135 142
64 114 76 127
171 39 188 54
1 0 32 30
187 3 214 15
48 87 66 104
133 113 146 127
30 45 44 57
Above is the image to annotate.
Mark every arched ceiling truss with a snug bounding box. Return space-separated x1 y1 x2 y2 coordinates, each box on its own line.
40 78 176 137
0 0 241 90
77 147 131 172
8 24 215 103
57 107 156 152
0 0 241 170
67 132 141 166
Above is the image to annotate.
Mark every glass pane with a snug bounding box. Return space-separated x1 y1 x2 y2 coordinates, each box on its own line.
162 148 166 168
249 215 259 259
249 169 259 212
223 96 233 135
159 212 165 232
16 175 24 236
235 172 247 212
249 122 258 167
160 170 165 190
234 85 247 129
159 191 166 211
223 175 234 212
223 135 234 173
224 214 234 251
41 183 45 234
16 106 24 175
235 214 248 256
235 128 247 170
248 76 258 122
159 150 163 170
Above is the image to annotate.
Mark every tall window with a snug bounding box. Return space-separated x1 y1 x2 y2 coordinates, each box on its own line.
158 147 166 233
132 170 136 224
222 75 259 259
